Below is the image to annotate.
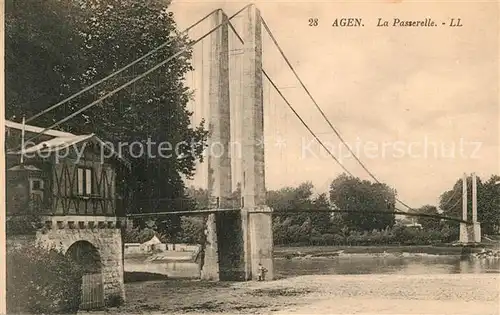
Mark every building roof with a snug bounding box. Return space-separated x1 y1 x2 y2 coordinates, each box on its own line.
5 119 130 169
20 134 95 154
8 164 42 172
142 235 162 245
5 119 76 138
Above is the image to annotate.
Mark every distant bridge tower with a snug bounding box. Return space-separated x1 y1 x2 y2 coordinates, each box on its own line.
459 172 481 243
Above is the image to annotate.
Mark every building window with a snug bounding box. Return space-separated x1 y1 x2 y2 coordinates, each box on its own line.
32 180 41 190
77 167 93 196
31 180 41 191
31 179 44 191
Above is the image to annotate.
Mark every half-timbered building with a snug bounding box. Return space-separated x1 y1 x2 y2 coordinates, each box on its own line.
5 119 130 309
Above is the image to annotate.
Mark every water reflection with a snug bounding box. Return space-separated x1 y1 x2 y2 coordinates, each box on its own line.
455 257 500 274
125 261 200 279
275 255 500 278
124 255 500 280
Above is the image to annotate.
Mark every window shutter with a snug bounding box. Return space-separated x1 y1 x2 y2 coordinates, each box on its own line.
78 168 84 195
85 169 92 195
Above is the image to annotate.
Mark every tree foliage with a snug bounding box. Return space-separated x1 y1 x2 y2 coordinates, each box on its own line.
268 182 333 244
439 174 500 235
6 0 208 238
7 243 84 314
329 174 396 231
5 0 87 120
412 205 441 230
177 217 205 244
478 175 500 234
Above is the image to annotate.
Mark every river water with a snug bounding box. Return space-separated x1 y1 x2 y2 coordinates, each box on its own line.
274 255 500 278
125 254 500 280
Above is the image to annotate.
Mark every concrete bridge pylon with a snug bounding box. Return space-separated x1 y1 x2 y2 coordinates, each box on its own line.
240 5 274 281
200 5 274 281
459 172 481 244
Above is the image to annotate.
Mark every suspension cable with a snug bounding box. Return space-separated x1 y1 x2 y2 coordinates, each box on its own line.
442 195 462 212
440 187 460 209
259 15 417 212
227 13 418 214
25 9 220 123
262 70 354 177
14 5 252 150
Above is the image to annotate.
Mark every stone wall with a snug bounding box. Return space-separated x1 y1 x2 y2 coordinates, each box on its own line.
36 225 125 305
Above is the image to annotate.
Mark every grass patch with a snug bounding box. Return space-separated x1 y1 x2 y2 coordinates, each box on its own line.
178 301 224 312
249 288 313 297
178 301 268 313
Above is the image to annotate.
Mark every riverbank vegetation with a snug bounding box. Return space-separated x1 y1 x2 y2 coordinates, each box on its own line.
151 173 500 248
270 173 500 247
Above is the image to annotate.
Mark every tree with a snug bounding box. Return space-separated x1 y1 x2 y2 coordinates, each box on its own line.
439 177 471 220
412 205 440 230
268 182 334 244
267 182 314 224
309 193 332 234
439 174 500 235
329 173 396 231
477 175 500 234
5 0 87 121
7 243 83 314
185 186 209 210
268 183 339 244
268 182 312 243
74 0 208 237
177 217 205 244
6 0 209 239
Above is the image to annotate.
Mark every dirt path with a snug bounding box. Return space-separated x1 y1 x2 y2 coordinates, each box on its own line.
101 273 498 314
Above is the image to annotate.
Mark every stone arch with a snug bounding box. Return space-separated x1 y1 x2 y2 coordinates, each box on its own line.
66 240 102 273
36 228 125 306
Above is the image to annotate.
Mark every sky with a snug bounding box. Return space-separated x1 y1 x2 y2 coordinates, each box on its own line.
170 0 499 208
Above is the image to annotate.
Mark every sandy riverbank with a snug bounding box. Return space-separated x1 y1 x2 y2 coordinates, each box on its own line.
98 273 499 314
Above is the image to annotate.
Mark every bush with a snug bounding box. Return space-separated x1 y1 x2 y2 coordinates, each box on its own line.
7 243 84 314
272 219 457 247
6 213 43 236
177 217 205 244
332 234 344 245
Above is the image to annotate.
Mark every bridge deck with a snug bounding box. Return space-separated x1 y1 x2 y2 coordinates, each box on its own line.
126 208 470 224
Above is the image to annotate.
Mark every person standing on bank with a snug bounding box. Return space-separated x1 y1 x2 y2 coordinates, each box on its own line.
258 263 267 281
